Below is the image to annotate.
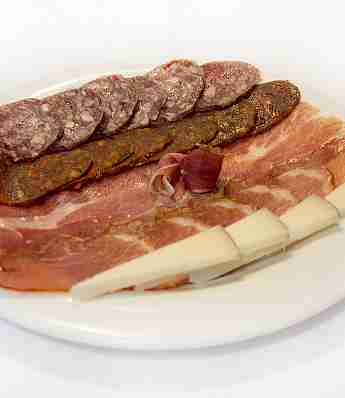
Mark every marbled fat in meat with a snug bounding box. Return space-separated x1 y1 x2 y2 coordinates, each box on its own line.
220 102 345 189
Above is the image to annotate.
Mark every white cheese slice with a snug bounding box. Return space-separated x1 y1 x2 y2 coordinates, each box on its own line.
187 259 242 284
326 183 345 217
280 195 339 243
71 226 240 300
193 195 341 284
190 208 289 283
225 208 289 261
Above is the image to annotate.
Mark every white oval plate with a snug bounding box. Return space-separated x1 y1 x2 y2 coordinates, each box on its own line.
1 68 345 351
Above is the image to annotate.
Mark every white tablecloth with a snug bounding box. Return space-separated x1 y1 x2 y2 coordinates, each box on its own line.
1 1 345 396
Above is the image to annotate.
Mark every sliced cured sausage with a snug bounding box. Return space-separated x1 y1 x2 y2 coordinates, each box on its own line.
83 75 137 135
195 61 260 111
40 88 103 150
147 60 204 122
0 81 301 205
209 100 256 147
127 76 167 129
0 150 93 205
247 80 301 134
0 99 62 162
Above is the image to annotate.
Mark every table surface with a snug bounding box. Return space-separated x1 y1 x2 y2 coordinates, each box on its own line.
1 1 345 396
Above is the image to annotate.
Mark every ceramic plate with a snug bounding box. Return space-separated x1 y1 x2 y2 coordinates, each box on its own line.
0 63 345 351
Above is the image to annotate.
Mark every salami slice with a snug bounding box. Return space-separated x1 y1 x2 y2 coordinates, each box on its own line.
0 99 62 162
40 88 103 150
127 76 167 129
195 61 261 111
83 75 138 136
147 60 204 122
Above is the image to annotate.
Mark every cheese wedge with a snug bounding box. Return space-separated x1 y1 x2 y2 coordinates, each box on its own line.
193 194 341 284
190 209 289 283
280 195 339 243
71 226 240 300
225 208 289 261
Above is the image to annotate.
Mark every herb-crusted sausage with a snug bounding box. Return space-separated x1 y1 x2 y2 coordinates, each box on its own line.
247 80 301 134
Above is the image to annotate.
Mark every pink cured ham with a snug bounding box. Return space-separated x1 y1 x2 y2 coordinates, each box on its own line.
0 166 335 291
220 102 345 189
0 101 344 291
0 184 254 291
227 167 333 216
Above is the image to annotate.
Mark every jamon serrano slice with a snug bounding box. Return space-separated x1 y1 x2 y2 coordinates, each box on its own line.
0 162 335 291
227 167 334 216
220 102 345 189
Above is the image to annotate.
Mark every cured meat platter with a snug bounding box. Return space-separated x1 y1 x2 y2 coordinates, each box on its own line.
1 60 345 350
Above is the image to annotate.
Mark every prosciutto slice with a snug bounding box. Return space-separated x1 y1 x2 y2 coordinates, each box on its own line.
0 101 344 291
228 167 333 216
220 102 345 189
